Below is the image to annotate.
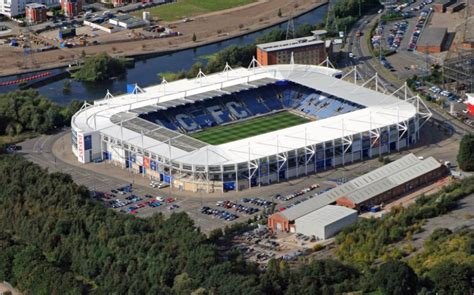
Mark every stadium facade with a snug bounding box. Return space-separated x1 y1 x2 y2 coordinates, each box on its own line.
71 62 431 193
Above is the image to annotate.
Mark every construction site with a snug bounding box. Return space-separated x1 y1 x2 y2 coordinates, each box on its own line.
0 0 326 76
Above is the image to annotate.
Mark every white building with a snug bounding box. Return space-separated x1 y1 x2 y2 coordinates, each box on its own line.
294 205 358 239
0 0 59 18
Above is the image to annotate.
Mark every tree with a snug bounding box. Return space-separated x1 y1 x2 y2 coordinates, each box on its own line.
173 273 196 295
208 228 223 242
295 23 315 37
277 8 282 17
72 53 126 82
428 261 474 295
63 80 71 94
457 134 474 171
374 260 418 295
192 33 197 42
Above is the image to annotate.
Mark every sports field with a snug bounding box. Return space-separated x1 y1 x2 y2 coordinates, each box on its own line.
144 0 256 21
191 112 309 145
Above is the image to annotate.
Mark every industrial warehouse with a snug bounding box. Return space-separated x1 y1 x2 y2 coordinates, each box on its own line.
71 63 432 193
268 154 448 238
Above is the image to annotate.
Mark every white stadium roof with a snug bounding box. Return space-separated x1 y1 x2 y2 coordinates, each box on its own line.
72 64 419 167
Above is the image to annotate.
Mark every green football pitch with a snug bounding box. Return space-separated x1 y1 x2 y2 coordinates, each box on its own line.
136 0 256 21
190 111 310 145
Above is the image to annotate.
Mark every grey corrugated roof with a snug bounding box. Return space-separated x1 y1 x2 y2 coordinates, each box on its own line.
347 157 441 204
279 154 441 221
349 153 420 188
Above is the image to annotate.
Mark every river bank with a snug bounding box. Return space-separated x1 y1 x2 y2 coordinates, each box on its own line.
0 0 327 78
0 3 328 103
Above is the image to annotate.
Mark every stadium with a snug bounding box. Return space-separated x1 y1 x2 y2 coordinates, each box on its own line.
71 62 431 193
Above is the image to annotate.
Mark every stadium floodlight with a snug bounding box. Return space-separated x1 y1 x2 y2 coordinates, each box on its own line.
104 89 114 100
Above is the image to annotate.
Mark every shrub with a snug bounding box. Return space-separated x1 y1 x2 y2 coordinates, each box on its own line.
457 134 474 171
72 53 126 82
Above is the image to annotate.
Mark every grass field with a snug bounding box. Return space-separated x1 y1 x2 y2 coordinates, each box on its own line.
190 112 309 145
144 0 256 21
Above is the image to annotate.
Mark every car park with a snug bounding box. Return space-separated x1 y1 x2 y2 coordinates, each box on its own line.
440 90 451 97
217 200 259 214
147 201 161 207
275 184 319 202
430 86 441 93
200 207 238 221
168 204 180 210
125 195 142 202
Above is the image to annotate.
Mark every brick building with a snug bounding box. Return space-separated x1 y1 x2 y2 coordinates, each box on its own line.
256 30 330 66
61 0 82 17
433 0 455 12
416 27 448 53
25 3 47 23
268 154 447 232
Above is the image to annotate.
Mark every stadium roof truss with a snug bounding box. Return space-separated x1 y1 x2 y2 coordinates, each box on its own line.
72 61 430 192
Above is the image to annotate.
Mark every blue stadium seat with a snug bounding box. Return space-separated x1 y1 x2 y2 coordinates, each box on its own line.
139 82 364 134
194 114 217 128
142 112 177 130
238 90 269 115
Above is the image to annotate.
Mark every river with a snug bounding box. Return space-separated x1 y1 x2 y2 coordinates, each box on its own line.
0 4 327 104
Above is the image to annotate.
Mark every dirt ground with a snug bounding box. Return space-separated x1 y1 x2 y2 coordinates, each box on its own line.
0 0 326 76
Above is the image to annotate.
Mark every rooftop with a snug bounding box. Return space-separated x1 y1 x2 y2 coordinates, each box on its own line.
256 36 325 52
26 3 47 8
295 205 357 225
418 27 447 47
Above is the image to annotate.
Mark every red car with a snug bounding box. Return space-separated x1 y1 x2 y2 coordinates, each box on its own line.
136 203 146 208
279 207 286 212
165 197 175 203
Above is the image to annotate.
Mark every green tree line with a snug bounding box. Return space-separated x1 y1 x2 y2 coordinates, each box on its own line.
0 89 81 137
0 155 363 294
72 53 127 82
321 0 381 36
1 154 473 294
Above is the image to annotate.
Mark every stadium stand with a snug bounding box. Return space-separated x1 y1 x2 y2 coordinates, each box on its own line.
138 81 364 134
